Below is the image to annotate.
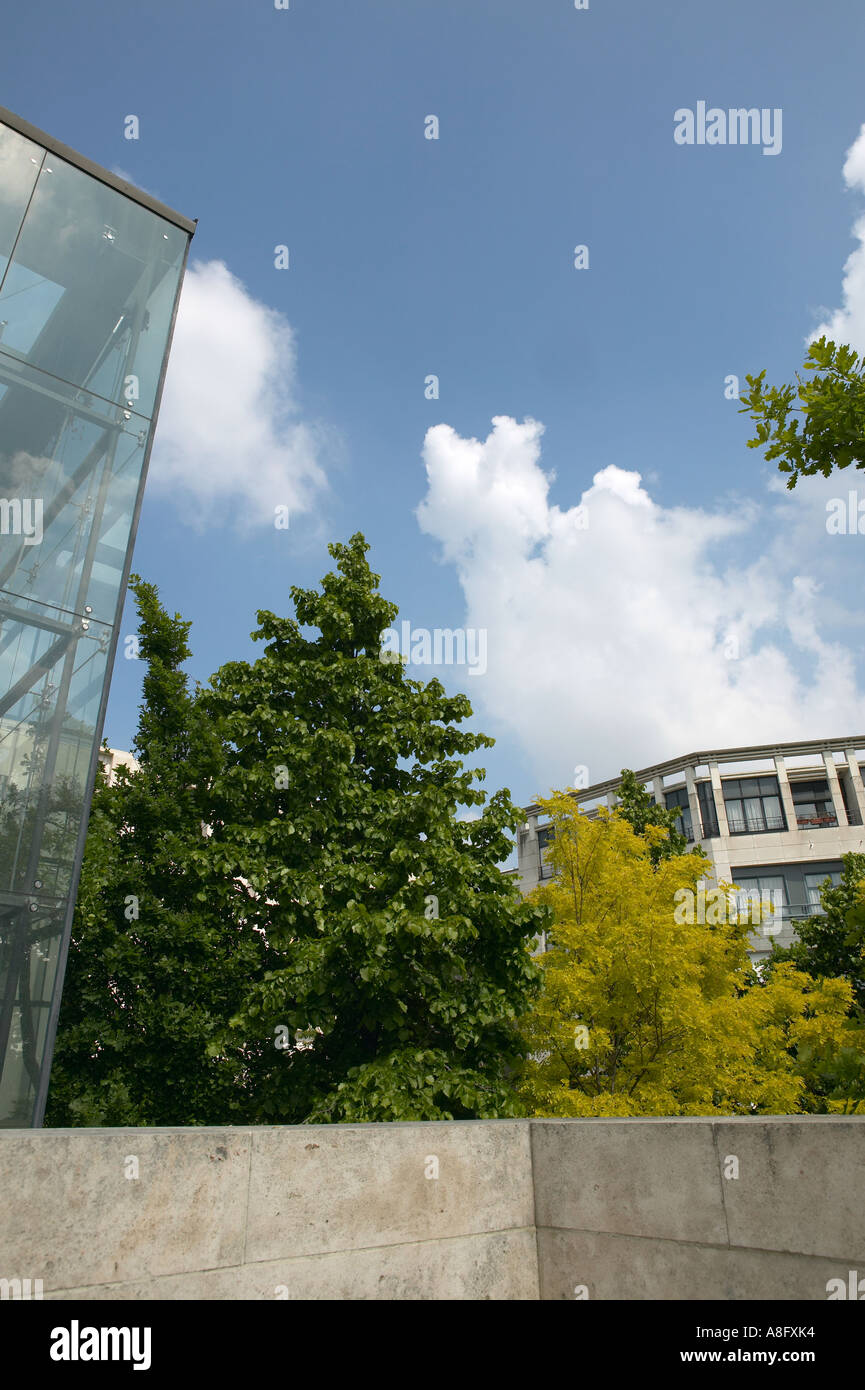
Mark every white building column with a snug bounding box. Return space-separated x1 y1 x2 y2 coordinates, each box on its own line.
845 748 865 826
823 752 849 827
774 755 798 833
652 776 665 806
708 762 730 838
519 814 538 887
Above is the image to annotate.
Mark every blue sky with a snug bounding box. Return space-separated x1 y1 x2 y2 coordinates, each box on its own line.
4 0 865 815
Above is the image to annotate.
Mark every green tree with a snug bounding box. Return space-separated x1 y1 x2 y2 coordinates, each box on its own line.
518 793 863 1116
847 877 865 937
740 336 865 489
201 533 547 1122
769 854 865 1012
45 578 275 1126
614 768 693 864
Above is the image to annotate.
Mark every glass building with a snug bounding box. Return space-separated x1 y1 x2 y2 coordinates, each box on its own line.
0 107 194 1126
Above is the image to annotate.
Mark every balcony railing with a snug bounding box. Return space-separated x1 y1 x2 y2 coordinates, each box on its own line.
725 812 787 835
795 813 838 828
790 902 823 920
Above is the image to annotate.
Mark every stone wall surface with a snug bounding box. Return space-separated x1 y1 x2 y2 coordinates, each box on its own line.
0 1120 536 1301
531 1117 865 1301
1 1117 862 1300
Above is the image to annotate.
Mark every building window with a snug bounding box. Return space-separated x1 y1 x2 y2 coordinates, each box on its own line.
790 779 838 829
732 874 787 932
722 776 786 834
696 780 720 838
804 870 842 914
537 825 555 879
664 786 694 841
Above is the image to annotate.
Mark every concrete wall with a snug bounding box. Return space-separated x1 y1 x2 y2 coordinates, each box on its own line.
532 1117 865 1300
0 1121 537 1301
1 1117 862 1299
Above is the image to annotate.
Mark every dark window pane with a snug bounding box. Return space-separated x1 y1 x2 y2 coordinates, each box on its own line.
697 781 719 837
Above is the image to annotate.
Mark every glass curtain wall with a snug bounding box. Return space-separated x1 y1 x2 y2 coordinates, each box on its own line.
0 115 192 1126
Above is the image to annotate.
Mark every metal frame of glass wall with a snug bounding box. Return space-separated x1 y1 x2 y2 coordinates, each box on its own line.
0 106 194 1126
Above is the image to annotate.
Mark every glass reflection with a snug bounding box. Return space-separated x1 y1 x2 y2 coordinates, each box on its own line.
0 115 191 1126
0 151 186 418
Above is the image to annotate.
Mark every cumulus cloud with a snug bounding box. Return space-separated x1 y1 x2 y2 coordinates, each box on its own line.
416 415 865 790
811 123 865 351
150 260 326 527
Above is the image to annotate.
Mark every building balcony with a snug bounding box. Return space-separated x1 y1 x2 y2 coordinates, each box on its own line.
725 813 787 835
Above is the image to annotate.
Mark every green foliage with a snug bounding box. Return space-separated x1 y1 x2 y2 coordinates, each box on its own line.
793 1041 865 1116
48 539 547 1126
764 854 865 1112
0 775 84 904
201 534 547 1122
614 768 694 865
45 578 275 1126
740 336 865 489
847 878 865 937
769 854 865 1013
518 794 863 1117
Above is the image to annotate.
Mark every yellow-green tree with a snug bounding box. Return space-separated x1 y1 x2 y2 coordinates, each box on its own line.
517 792 863 1117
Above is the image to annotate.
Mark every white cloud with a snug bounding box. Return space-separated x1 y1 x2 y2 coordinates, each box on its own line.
416 415 865 790
150 260 326 527
110 167 157 198
811 123 865 351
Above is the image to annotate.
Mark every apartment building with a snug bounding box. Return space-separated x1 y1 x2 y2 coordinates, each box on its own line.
515 736 865 962
97 746 138 784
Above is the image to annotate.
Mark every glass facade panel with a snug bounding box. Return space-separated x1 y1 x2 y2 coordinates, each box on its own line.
0 113 191 1126
0 152 187 419
0 124 42 274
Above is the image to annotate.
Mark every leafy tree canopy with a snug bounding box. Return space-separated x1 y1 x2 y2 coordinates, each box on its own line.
613 768 696 865
517 793 864 1117
201 534 548 1121
49 537 549 1125
769 853 865 1013
740 336 865 489
46 577 274 1127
